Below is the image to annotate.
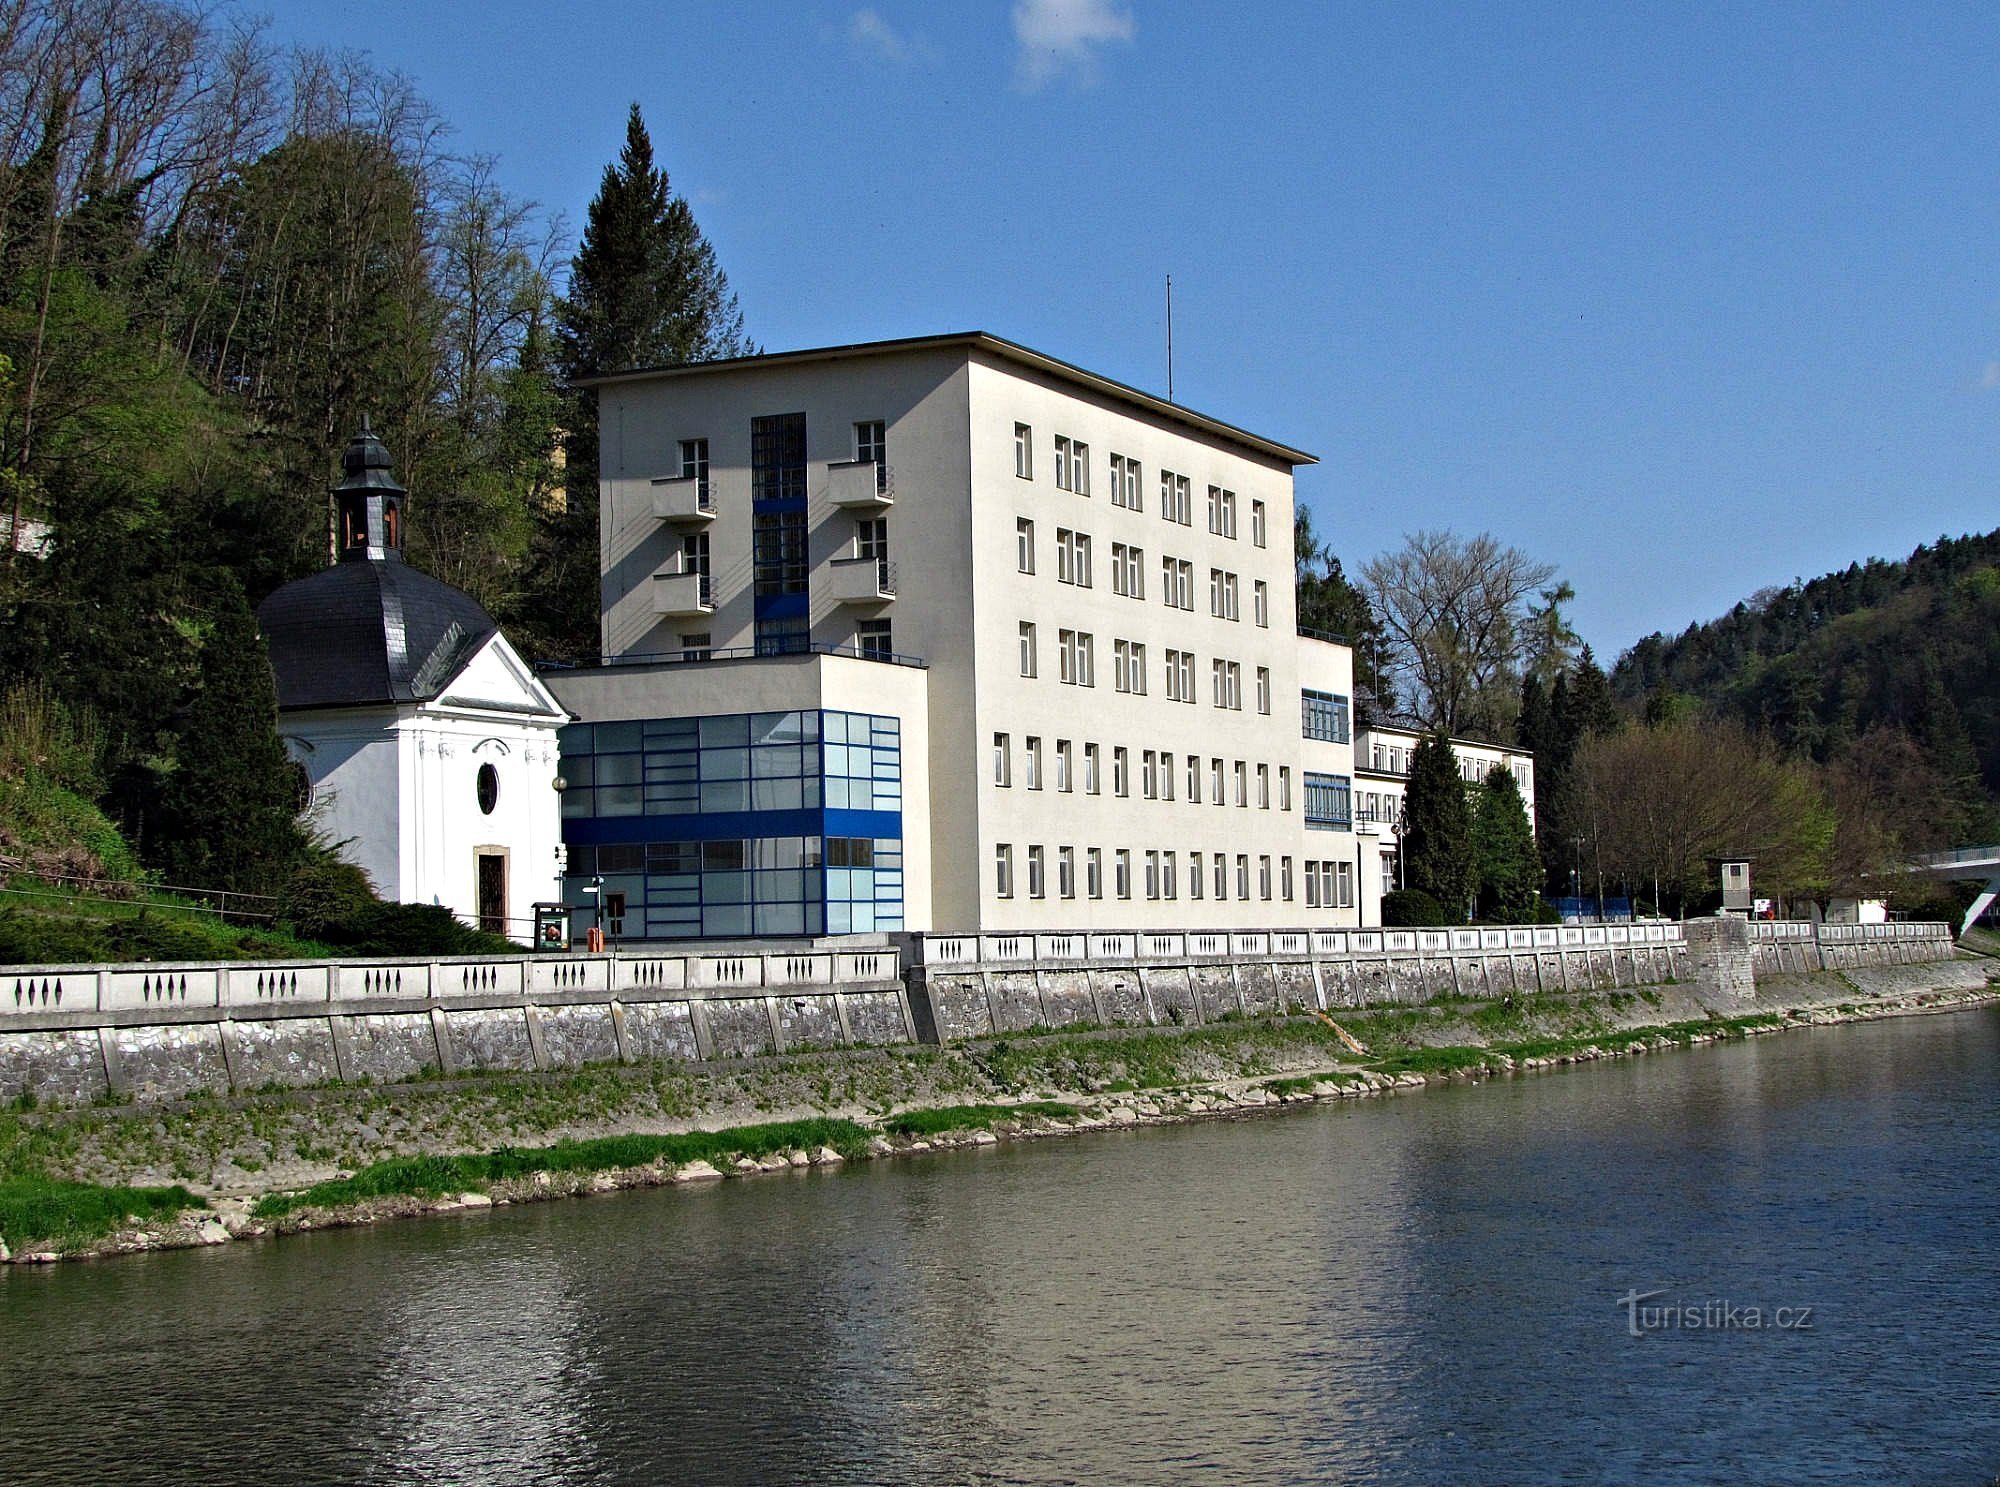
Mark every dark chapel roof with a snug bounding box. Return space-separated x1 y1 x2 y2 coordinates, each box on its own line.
258 558 498 710
256 424 499 710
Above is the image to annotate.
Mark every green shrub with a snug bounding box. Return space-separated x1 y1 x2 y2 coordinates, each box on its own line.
306 900 522 958
1381 888 1448 926
0 1175 204 1249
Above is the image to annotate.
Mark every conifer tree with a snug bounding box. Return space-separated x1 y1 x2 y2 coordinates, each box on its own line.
1402 732 1473 919
157 576 309 897
1470 765 1543 922
534 104 748 661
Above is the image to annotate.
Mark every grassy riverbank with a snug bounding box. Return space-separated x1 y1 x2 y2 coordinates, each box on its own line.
1 974 1991 1261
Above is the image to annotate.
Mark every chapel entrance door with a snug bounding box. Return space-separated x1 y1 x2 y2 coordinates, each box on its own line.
476 851 507 936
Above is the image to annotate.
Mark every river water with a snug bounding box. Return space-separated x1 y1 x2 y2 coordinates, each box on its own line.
4 1007 1997 1486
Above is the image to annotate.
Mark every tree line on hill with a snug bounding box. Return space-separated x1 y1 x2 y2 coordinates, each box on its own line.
0 2 741 949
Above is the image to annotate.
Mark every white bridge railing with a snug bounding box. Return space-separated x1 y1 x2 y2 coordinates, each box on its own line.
918 922 1689 968
1 941 901 1018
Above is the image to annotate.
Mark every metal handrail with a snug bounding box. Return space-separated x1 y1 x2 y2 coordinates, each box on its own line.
541 641 929 672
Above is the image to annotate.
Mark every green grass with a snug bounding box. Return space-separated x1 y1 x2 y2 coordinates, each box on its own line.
0 1175 206 1250
250 1116 873 1220
883 1101 1081 1137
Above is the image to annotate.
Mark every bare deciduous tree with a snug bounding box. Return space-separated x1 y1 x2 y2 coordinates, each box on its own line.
1362 529 1555 738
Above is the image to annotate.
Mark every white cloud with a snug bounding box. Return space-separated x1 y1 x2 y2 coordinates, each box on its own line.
1012 0 1135 90
850 8 915 64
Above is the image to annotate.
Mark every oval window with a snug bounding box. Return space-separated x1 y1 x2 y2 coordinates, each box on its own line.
477 762 499 815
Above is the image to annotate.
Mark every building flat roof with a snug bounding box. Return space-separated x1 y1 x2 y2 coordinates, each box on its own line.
577 331 1318 467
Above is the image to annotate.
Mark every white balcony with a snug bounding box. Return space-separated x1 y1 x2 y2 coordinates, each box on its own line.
826 459 893 509
649 476 715 525
651 565 714 618
827 556 897 606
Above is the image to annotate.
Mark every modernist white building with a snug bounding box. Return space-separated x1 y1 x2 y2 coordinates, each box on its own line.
545 332 1371 939
259 427 568 940
1352 719 1536 905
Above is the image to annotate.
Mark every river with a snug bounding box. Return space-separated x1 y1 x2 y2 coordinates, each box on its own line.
4 1007 1997 1485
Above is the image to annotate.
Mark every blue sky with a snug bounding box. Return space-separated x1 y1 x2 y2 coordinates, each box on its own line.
251 0 2000 660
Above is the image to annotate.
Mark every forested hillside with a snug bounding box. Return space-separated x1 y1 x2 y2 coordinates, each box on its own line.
1612 530 2000 847
0 3 743 952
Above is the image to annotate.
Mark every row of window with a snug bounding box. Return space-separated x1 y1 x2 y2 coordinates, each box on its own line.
1359 740 1532 789
1012 423 1268 545
563 833 904 938
673 420 887 504
993 735 1346 815
1015 521 1270 623
1016 625 1269 710
992 844 1351 907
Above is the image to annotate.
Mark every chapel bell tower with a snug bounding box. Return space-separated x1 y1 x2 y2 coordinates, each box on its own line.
335 417 407 563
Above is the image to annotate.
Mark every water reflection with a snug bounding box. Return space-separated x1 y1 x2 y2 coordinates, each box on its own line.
3 1008 1996 1485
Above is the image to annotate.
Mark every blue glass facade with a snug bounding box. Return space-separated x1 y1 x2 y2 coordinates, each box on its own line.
560 709 903 938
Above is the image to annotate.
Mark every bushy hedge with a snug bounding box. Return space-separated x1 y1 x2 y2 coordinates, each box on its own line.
1380 888 1448 926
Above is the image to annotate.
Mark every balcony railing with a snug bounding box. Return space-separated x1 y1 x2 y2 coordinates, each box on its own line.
649 475 715 524
827 459 893 509
651 567 714 618
828 555 897 604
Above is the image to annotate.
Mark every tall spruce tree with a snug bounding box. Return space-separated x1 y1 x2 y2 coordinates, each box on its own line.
1402 732 1474 919
535 104 748 661
1470 764 1543 922
156 576 310 897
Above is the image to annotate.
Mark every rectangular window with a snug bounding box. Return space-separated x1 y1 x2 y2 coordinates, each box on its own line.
993 732 1011 787
1236 854 1250 899
1113 746 1129 797
1336 860 1354 909
1256 667 1271 715
1186 754 1200 802
1027 845 1045 899
1020 622 1037 678
1072 441 1090 495
1017 518 1035 573
1189 848 1204 899
1251 499 1266 548
1304 772 1354 831
1025 736 1042 790
1301 690 1352 743
1145 849 1160 900
856 619 892 660
1280 766 1292 811
1111 542 1143 598
679 438 710 506
1084 742 1101 794
1253 579 1268 628
1054 435 1070 491
1281 856 1293 901
1213 853 1228 900
1259 855 1272 900
1161 470 1191 525
1159 749 1175 801
1212 488 1236 538
1087 847 1103 899
1234 760 1248 807
1110 453 1141 510
1210 757 1224 805
1141 749 1157 799
1073 631 1094 686
751 412 806 503
754 614 808 655
679 631 711 662
753 510 807 595
1059 845 1076 898
855 420 886 490
1056 739 1073 792
1113 638 1147 694
1115 849 1132 900
995 844 1013 899
1056 529 1092 587
1209 569 1239 620
1162 850 1177 900
1257 763 1270 809
1306 861 1321 908
1015 423 1033 479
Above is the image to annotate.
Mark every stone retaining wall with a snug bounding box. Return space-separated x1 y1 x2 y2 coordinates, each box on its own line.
0 944 912 1104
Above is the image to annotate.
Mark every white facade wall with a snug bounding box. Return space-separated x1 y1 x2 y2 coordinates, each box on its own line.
589 335 1362 934
282 636 566 940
